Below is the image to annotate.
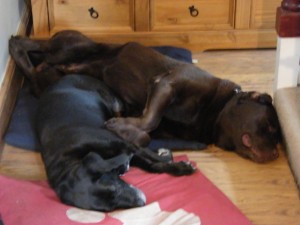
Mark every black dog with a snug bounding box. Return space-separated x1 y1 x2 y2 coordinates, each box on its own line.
9 30 281 163
36 74 195 212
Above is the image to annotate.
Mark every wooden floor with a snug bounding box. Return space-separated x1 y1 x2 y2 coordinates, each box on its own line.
1 49 300 225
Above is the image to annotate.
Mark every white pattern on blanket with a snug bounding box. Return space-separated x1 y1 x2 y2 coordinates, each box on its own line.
67 202 201 225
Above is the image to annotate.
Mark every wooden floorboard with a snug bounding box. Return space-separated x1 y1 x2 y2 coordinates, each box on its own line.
1 49 299 225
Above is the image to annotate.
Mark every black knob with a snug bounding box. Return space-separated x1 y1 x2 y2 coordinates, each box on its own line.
189 5 199 17
88 7 99 19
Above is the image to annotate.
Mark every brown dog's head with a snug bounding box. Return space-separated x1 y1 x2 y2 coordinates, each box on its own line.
214 91 281 163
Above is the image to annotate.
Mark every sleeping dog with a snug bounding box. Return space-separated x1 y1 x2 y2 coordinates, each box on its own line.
36 74 195 212
9 30 281 163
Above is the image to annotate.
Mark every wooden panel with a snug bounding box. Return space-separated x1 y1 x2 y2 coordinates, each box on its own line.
250 0 282 29
0 7 31 155
150 0 235 31
31 29 278 51
0 64 23 158
83 29 277 52
235 0 251 29
135 0 150 31
0 145 46 179
31 0 50 36
48 0 135 34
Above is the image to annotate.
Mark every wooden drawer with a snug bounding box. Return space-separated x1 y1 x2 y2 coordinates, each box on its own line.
250 0 282 29
150 0 235 31
30 0 278 51
48 0 135 35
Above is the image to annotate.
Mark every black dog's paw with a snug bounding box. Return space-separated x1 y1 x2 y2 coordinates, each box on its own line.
170 161 197 176
152 161 197 176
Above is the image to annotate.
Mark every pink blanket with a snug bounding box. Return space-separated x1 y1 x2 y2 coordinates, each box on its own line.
0 155 252 225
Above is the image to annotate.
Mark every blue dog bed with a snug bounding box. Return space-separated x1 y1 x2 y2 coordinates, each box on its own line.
4 46 206 151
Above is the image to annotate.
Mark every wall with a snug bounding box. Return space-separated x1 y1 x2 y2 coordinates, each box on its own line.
0 0 26 85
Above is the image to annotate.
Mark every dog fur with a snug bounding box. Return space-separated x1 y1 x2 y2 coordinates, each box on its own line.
36 74 195 211
9 30 281 163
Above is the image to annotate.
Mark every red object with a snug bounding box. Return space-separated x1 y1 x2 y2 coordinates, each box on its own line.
276 0 300 37
0 155 252 225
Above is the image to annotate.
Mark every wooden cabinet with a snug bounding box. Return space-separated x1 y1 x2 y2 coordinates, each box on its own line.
30 0 282 51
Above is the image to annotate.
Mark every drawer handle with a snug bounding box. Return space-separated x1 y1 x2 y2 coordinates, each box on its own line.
189 5 199 17
88 7 99 19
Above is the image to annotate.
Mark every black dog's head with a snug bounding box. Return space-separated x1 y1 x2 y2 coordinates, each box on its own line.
214 92 281 163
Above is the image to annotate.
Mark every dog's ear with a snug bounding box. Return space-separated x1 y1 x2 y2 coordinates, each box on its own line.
242 133 252 148
250 92 273 105
258 94 273 105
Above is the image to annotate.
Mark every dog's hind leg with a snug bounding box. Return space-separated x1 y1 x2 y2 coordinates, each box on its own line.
9 36 45 79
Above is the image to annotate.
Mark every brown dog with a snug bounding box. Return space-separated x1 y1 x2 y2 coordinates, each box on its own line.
9 30 281 163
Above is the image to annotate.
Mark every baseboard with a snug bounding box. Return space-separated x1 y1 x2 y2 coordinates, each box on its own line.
0 7 31 156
